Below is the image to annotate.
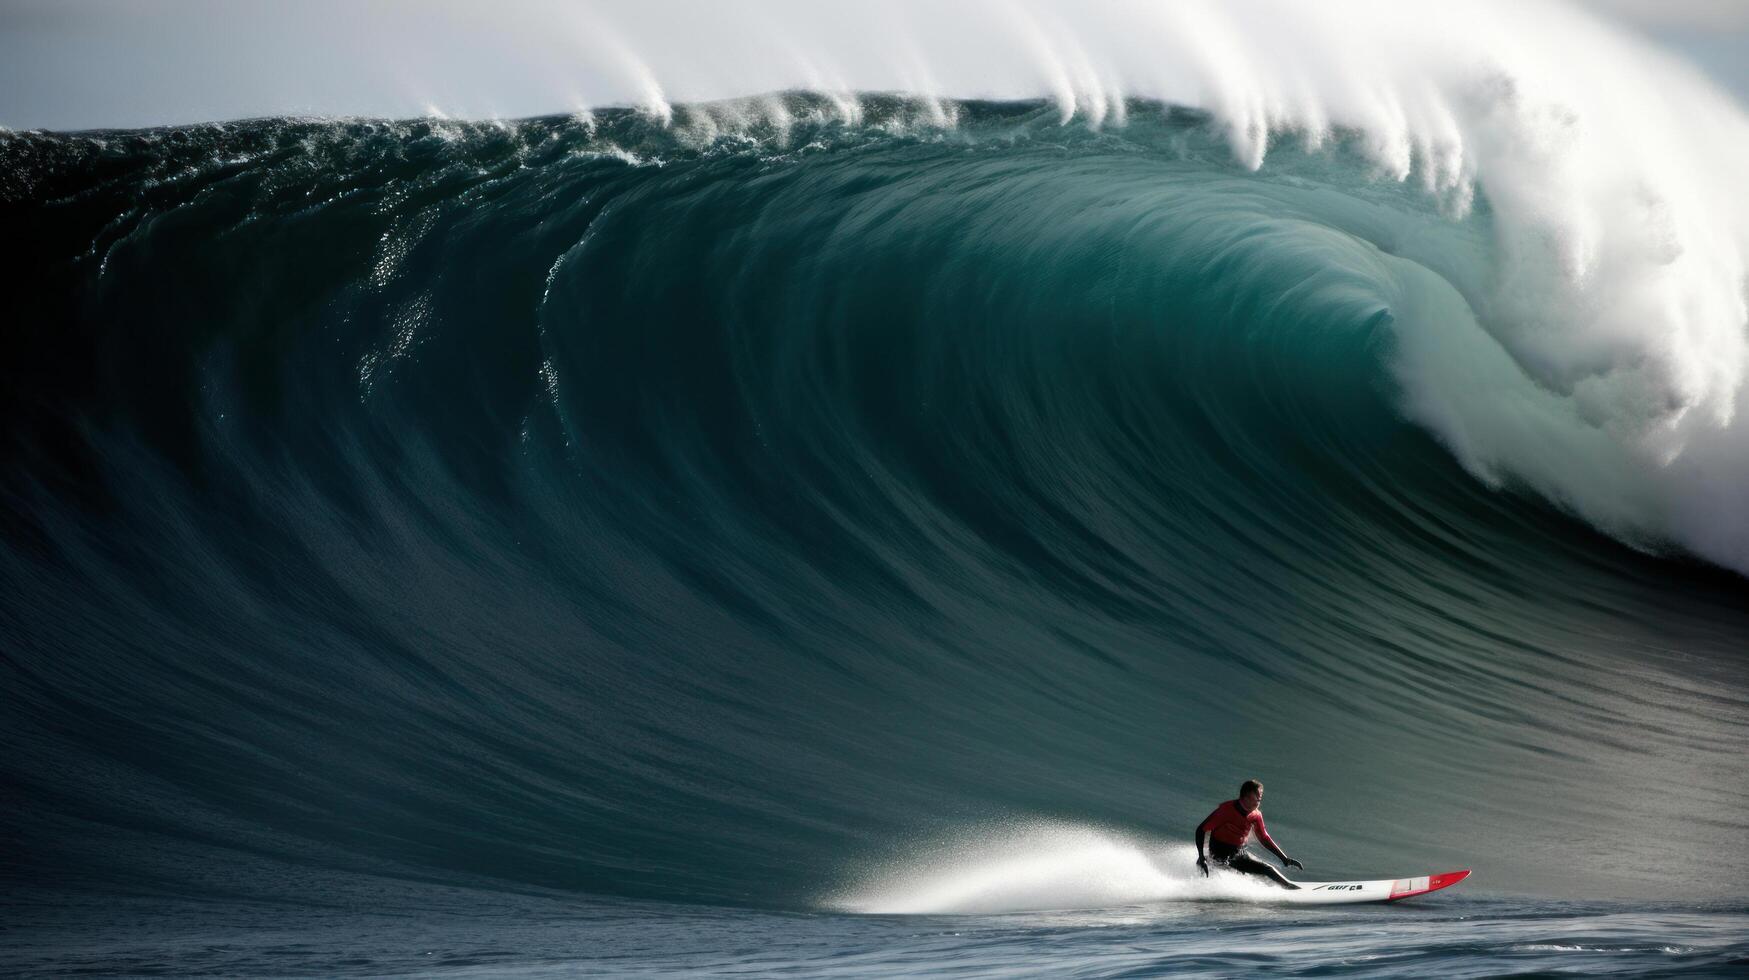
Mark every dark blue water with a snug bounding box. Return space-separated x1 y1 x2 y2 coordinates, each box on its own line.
8 885 1749 977
3 97 1747 974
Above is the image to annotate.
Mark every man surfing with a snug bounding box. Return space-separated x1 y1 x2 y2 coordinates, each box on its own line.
1195 779 1303 889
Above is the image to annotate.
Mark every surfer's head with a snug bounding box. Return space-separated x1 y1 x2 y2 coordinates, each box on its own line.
1238 779 1263 811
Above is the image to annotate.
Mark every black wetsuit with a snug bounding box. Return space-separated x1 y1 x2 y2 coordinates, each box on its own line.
1209 839 1278 878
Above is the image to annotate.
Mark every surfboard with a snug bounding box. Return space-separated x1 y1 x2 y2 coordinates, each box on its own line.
1271 868 1471 904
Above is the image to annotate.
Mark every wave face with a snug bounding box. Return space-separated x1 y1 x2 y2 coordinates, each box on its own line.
3 97 1749 910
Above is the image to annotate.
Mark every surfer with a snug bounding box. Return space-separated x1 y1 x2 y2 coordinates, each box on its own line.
1195 779 1303 889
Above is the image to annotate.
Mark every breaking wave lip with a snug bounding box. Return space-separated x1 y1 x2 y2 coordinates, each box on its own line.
28 0 1749 577
570 0 1749 580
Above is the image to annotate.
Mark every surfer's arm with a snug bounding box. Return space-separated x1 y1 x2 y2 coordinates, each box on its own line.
1193 810 1218 860
1193 812 1215 873
1262 836 1301 869
1253 815 1293 864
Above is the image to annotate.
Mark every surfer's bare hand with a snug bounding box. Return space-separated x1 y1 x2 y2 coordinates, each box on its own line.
1196 857 1209 877
1285 858 1304 870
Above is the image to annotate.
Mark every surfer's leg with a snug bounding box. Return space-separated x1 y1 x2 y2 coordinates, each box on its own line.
1227 852 1301 890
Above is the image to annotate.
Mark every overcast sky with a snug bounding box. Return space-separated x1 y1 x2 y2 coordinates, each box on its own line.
2 0 1746 131
1598 0 1749 100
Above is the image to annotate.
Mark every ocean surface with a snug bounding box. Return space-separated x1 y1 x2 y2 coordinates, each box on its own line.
4 90 1748 976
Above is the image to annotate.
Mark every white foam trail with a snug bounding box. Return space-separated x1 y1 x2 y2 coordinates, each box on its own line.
831 822 1284 915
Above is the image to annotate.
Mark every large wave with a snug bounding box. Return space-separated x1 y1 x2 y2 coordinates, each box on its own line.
3 1 1748 911
559 0 1749 574
26 0 1749 569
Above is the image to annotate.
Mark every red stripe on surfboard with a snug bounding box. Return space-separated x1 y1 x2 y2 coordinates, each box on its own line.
1387 869 1471 901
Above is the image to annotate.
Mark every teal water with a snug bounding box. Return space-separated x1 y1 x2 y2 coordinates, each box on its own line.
3 97 1747 973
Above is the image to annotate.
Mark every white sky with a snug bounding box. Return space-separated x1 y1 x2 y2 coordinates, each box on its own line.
1 0 1746 131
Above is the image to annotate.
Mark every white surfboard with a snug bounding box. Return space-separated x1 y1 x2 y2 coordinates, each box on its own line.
1268 868 1471 904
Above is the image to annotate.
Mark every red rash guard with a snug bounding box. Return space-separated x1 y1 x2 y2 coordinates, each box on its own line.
1198 800 1279 852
